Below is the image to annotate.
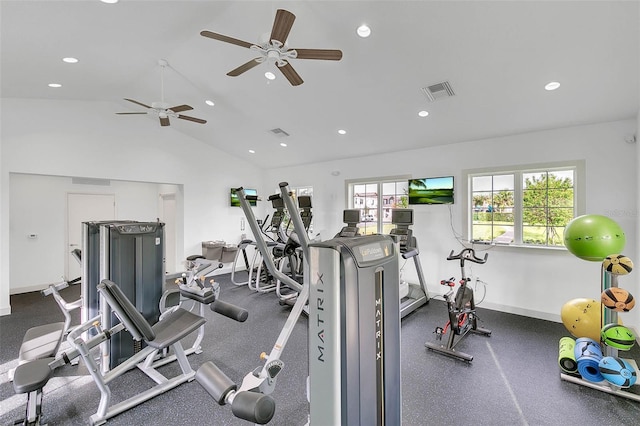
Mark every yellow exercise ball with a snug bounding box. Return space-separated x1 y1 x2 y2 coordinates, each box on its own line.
561 298 602 341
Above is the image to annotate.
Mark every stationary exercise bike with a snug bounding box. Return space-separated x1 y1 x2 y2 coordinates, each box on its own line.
425 247 491 362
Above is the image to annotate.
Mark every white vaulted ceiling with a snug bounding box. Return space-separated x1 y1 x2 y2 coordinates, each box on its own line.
1 0 638 168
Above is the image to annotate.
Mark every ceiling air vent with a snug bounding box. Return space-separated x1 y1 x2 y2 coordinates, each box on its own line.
72 177 111 186
421 81 455 102
269 128 290 138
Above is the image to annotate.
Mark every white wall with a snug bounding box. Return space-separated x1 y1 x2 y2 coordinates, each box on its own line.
1 96 638 332
0 113 7 314
8 174 167 293
267 119 639 328
636 110 640 333
0 98 266 314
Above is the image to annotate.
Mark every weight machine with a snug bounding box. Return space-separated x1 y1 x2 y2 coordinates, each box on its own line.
196 183 402 425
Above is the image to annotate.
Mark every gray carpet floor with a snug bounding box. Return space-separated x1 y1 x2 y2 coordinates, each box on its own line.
1 273 640 425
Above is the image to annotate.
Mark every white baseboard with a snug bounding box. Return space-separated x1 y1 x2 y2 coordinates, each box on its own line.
426 286 562 323
9 283 50 295
478 301 562 323
0 305 11 316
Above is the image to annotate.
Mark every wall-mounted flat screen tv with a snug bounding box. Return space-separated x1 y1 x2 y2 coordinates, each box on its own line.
230 188 257 207
408 176 454 205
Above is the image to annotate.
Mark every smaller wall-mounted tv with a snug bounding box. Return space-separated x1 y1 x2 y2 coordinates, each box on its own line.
230 188 257 207
408 176 454 205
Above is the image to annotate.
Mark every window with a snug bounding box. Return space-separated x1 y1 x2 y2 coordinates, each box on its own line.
465 161 584 247
289 186 314 233
346 176 409 234
291 186 313 198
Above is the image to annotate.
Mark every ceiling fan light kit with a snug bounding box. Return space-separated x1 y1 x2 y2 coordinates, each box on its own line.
200 9 343 86
117 9 341 127
116 60 207 127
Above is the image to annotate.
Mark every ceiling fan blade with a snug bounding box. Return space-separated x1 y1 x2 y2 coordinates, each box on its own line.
277 62 303 86
116 112 148 115
227 58 262 76
178 115 207 124
169 104 193 113
270 9 295 44
200 30 254 49
124 98 152 109
293 48 343 61
159 117 170 127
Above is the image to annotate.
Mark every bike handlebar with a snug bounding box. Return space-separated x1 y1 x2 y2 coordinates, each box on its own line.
446 248 488 266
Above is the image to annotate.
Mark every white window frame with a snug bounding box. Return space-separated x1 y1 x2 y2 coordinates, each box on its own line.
462 160 586 249
345 175 411 234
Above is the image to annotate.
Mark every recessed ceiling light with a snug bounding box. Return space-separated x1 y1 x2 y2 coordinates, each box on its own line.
338 129 347 135
280 142 287 147
205 100 215 106
249 149 255 154
418 110 429 117
545 81 561 91
265 72 276 80
62 57 78 63
357 24 371 38
48 83 62 88
100 0 119 4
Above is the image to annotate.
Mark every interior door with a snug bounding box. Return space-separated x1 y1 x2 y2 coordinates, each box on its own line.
66 193 116 281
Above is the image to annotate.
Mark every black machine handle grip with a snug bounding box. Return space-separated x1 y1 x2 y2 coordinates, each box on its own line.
446 248 488 266
196 361 276 425
210 299 249 322
235 186 259 202
402 247 419 259
440 277 456 287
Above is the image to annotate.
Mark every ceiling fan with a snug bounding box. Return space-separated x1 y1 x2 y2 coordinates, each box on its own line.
200 9 342 86
117 60 207 127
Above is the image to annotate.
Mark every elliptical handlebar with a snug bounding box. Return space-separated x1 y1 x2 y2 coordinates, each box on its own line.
244 192 259 202
446 248 488 267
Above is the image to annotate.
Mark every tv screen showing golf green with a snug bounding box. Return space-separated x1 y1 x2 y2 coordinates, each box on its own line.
230 188 257 207
408 176 454 205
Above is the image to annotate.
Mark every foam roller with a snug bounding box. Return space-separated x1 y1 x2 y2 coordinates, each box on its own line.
558 337 578 374
574 337 604 382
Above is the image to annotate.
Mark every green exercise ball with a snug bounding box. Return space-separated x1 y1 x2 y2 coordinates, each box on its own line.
564 215 625 262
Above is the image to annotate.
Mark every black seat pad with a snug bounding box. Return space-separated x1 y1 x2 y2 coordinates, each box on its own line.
147 308 206 349
19 322 65 362
13 357 55 394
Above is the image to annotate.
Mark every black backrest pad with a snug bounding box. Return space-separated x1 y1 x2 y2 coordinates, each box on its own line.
98 279 156 342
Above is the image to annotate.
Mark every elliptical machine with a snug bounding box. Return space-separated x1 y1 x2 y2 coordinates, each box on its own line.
335 209 361 238
425 247 491 362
